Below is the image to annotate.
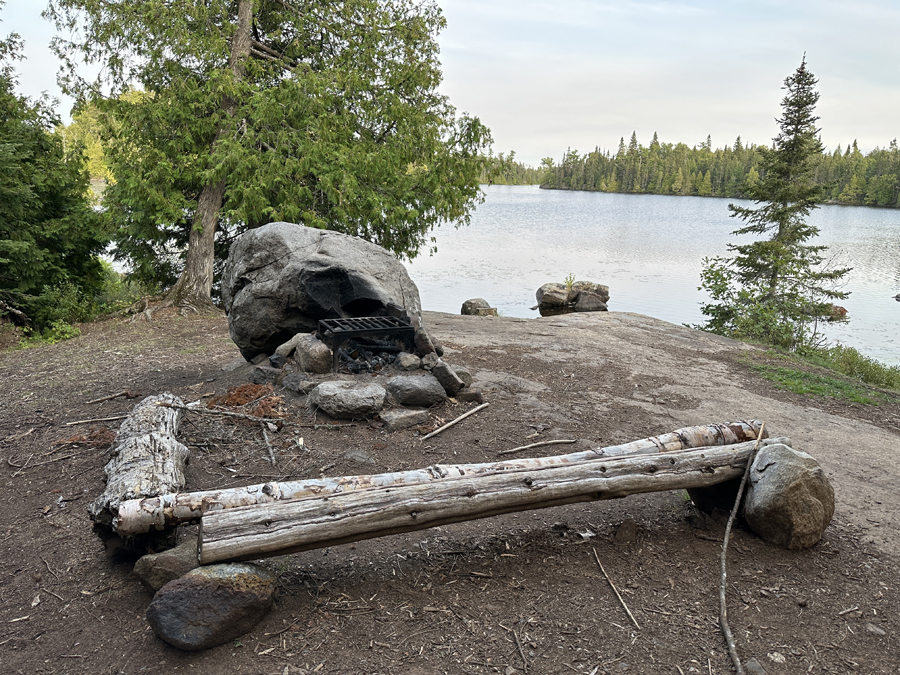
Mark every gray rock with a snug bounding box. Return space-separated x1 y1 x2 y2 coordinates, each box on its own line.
249 365 281 385
343 448 377 465
221 222 424 361
452 365 474 388
395 352 421 371
535 283 569 308
274 333 304 358
570 280 609 302
385 374 447 407
866 622 887 636
308 381 386 419
573 291 608 312
432 359 465 396
461 298 497 316
147 563 276 651
221 358 249 373
742 444 835 550
421 352 440 370
281 371 315 395
250 353 269 365
295 334 332 374
380 408 431 432
268 353 287 369
456 388 484 404
414 327 437 356
744 658 766 675
133 540 200 593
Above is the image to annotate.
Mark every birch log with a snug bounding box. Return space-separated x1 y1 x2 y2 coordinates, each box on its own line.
116 420 765 534
200 437 786 564
89 394 190 529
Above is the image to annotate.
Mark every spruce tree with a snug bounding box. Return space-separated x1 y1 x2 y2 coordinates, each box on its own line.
699 56 850 349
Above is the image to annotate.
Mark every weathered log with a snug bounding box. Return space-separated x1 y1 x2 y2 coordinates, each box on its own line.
116 420 765 534
89 394 190 529
200 437 788 564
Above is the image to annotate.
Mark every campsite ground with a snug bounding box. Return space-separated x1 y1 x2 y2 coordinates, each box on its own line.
1 308 898 674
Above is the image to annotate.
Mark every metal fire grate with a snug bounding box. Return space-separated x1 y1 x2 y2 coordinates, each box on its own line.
317 316 416 372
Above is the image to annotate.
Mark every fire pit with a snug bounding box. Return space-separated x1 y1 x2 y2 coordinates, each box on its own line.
316 315 416 372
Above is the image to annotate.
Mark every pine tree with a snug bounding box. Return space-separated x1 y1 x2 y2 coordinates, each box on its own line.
699 57 850 350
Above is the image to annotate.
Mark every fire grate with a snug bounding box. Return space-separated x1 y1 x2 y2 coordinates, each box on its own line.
317 315 416 372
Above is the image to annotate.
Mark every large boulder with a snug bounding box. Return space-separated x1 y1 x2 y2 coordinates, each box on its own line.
742 444 835 550
222 222 424 361
535 281 609 316
308 381 386 419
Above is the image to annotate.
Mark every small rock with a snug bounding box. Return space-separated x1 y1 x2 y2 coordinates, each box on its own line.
343 448 377 465
308 381 386 419
268 353 287 369
295 334 332 374
249 365 282 385
421 352 440 370
414 328 436 356
431 360 465 396
282 371 315 395
504 667 517 675
221 358 249 373
614 518 639 545
866 622 887 636
451 364 473 387
147 563 276 651
535 283 569 308
570 281 609 302
573 291 608 312
250 353 269 365
385 374 447 407
797 597 808 607
767 652 786 664
133 540 200 593
744 658 766 674
395 352 421 371
461 298 497 316
380 408 431 432
742 444 835 549
456 388 484 404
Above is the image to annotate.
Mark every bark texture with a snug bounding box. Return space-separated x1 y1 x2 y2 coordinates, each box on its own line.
116 420 766 534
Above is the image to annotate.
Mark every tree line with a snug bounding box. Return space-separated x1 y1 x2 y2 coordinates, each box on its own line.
539 133 900 207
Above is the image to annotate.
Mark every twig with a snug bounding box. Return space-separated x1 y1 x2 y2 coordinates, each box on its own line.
719 421 766 675
514 630 529 673
421 403 489 440
592 547 640 629
86 390 139 404
11 454 34 478
63 415 128 427
4 427 35 442
498 438 576 456
261 424 277 466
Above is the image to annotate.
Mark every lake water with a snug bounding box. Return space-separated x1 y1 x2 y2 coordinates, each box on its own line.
406 185 900 365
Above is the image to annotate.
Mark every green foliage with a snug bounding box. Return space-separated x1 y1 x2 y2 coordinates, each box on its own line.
47 0 492 298
19 319 82 349
56 101 111 180
480 150 547 185
0 13 109 330
698 58 850 351
748 362 885 405
564 273 575 290
804 343 900 391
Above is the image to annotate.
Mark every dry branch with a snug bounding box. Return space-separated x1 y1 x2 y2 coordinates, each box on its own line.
114 420 768 535
498 439 577 456
421 402 489 440
199 437 782 563
593 547 640 629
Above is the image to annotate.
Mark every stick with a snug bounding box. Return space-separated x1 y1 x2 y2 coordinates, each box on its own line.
261 424 276 466
719 421 766 675
593 547 640 629
64 415 128 427
86 391 139 405
421 403 489 440
514 630 529 673
498 439 576 456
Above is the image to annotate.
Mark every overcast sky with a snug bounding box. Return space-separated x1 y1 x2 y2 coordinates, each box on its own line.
4 0 899 166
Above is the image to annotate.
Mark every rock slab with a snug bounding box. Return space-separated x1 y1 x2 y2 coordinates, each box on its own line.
386 374 447 407
221 222 424 361
308 381 386 419
380 408 431 432
742 444 835 550
147 563 276 651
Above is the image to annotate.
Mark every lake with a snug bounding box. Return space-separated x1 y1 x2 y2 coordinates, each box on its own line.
406 185 900 365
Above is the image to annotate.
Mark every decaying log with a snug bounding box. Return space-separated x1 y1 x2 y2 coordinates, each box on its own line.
115 420 766 534
199 437 787 564
88 394 191 529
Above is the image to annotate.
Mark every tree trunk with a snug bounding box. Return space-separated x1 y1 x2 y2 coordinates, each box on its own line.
199 438 776 564
88 394 190 530
115 420 766 535
164 0 253 310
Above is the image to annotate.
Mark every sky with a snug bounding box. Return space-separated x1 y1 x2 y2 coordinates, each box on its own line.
3 0 899 166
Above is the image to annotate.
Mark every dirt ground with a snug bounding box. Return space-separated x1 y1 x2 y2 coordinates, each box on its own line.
1 308 898 675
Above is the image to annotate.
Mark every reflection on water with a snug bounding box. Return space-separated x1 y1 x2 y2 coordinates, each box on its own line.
407 185 900 364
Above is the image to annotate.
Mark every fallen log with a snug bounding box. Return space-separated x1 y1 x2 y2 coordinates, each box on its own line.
89 394 190 529
199 437 787 564
115 420 765 534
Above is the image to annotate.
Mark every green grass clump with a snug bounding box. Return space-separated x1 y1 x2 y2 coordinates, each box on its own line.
748 363 887 404
803 343 900 391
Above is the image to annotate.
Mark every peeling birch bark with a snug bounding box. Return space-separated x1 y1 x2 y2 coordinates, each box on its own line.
199 437 788 564
115 420 765 534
